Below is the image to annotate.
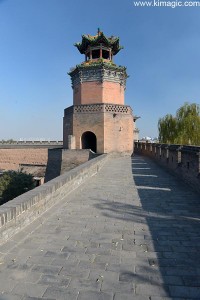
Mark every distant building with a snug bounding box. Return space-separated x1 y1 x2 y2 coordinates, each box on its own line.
133 116 140 141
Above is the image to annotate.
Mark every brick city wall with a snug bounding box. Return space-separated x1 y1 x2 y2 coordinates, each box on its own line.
0 154 108 244
134 142 200 194
0 147 96 182
0 141 63 148
73 81 124 105
45 149 98 182
0 148 48 171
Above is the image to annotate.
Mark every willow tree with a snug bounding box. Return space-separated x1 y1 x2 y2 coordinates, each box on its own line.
158 102 200 145
158 114 178 144
176 103 200 145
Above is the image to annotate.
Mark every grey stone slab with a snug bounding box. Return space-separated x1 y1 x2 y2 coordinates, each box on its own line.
50 258 71 267
77 291 113 300
2 253 29 265
0 277 17 293
150 275 183 286
23 297 55 300
182 276 200 286
101 280 133 292
0 294 23 300
68 278 101 291
150 297 183 300
85 248 111 256
164 266 198 276
89 270 119 283
114 294 149 300
6 263 33 271
135 265 163 277
38 274 70 287
94 255 119 264
26 256 53 265
44 251 70 258
0 267 42 283
78 260 107 271
60 266 90 278
162 251 189 259
42 287 78 300
11 283 48 298
106 263 135 273
31 264 62 275
136 284 169 297
169 285 200 298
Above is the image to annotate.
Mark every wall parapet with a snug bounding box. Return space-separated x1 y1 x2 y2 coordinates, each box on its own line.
64 103 132 116
0 154 108 245
0 141 63 149
134 142 200 194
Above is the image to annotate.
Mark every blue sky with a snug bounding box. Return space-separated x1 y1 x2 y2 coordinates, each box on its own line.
0 0 200 140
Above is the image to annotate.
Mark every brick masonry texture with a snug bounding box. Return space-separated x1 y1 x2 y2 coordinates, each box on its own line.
73 81 124 105
0 149 48 171
63 105 134 154
0 147 96 183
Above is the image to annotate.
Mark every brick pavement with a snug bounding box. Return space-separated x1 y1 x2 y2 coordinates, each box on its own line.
0 155 200 300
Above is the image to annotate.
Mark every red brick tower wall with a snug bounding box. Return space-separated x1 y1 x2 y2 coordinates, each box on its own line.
73 81 124 105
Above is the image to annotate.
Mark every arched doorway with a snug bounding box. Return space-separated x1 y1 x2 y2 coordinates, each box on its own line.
81 131 97 152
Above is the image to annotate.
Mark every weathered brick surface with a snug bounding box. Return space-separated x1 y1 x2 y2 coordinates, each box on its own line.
63 106 133 154
45 149 98 182
104 111 133 154
74 81 124 105
0 149 48 171
0 148 95 182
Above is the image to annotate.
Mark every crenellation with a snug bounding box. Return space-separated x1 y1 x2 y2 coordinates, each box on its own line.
134 142 200 194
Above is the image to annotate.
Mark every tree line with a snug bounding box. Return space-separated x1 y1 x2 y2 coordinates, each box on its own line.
158 102 200 145
0 171 34 206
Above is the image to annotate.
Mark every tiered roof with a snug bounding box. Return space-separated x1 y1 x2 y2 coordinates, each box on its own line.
74 29 123 55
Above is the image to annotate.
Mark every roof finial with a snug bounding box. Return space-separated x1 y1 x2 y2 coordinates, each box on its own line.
97 28 101 36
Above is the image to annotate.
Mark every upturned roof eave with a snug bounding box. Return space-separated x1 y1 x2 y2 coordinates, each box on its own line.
74 32 123 55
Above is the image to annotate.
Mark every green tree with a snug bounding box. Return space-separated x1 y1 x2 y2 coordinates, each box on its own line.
158 102 200 145
158 114 177 144
0 171 34 205
176 103 200 145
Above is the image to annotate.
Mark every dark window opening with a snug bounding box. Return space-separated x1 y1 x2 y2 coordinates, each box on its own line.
102 50 110 59
81 131 97 153
92 50 100 59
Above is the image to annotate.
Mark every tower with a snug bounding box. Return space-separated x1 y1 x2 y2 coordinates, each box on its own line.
63 30 134 154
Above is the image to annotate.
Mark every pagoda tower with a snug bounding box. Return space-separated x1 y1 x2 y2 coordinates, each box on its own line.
63 30 134 154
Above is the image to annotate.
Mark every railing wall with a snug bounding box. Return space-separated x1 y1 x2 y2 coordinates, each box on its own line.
134 142 200 194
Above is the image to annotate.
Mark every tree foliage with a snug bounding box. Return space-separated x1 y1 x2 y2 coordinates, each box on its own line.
158 102 200 145
0 171 34 205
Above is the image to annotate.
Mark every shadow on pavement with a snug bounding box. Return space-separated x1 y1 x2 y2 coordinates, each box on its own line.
94 154 200 298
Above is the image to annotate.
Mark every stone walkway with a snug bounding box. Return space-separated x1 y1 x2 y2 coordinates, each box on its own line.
0 155 200 300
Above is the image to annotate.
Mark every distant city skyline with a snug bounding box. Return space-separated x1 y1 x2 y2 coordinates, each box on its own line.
0 0 200 140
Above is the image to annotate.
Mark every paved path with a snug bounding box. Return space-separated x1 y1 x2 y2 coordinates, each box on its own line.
0 155 200 300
